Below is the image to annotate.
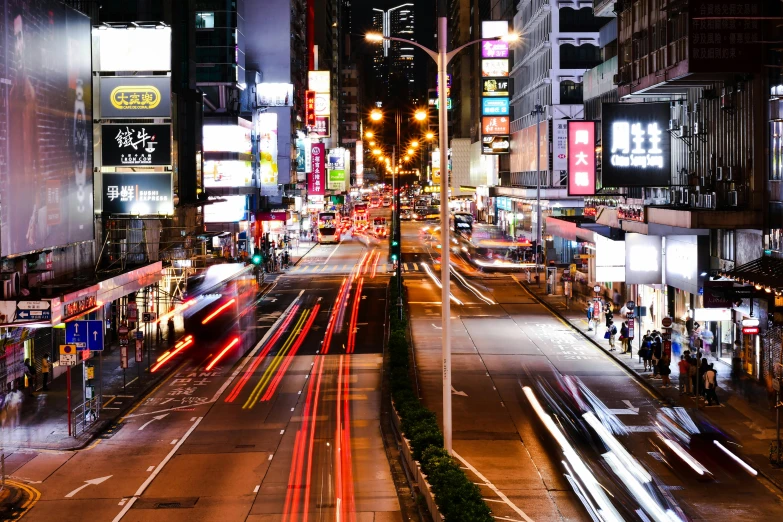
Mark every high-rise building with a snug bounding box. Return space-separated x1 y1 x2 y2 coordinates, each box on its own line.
371 3 416 102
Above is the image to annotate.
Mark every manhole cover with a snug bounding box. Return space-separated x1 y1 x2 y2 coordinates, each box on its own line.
133 497 199 510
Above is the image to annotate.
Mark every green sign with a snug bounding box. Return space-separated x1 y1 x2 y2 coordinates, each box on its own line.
328 169 346 191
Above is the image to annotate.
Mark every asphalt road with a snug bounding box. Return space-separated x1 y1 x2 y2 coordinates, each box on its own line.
401 220 783 522
6 227 402 522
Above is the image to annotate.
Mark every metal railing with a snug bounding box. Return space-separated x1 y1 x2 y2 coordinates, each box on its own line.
71 396 101 437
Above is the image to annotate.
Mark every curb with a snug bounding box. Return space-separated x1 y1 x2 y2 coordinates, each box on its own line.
518 280 783 492
292 242 319 267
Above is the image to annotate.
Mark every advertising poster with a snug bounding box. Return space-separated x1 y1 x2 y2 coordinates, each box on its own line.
0 0 94 257
553 119 568 171
327 148 345 191
258 113 279 187
601 102 671 187
100 76 171 119
203 160 252 188
101 124 171 167
482 116 509 135
624 233 662 284
256 83 293 107
295 138 306 173
510 121 548 171
481 59 509 77
102 173 173 215
482 135 510 155
567 120 596 196
309 143 325 195
482 78 509 97
482 98 510 116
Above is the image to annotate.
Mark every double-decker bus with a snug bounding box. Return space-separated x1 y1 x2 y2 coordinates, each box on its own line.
183 263 258 338
317 211 339 243
353 203 369 231
453 212 474 235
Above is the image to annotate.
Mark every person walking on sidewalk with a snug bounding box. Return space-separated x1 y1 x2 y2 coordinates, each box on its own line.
651 334 662 378
640 330 652 364
659 355 672 388
41 353 51 391
586 303 594 331
23 358 36 395
620 321 630 354
605 321 617 350
704 363 720 406
678 355 692 394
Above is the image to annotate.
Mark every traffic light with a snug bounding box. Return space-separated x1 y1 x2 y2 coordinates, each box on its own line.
251 254 262 265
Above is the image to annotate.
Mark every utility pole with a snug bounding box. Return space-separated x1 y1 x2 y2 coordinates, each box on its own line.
533 101 544 285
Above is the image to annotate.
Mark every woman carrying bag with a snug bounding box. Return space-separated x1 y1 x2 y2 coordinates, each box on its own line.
605 321 617 351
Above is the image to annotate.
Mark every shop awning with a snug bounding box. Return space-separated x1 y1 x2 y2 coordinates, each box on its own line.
719 256 783 290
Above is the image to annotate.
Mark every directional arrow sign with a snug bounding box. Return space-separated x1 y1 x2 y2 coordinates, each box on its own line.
138 413 169 431
65 475 112 498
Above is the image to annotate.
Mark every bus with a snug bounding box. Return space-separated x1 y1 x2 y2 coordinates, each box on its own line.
183 263 258 338
373 217 388 238
453 212 474 235
317 211 339 243
353 203 369 231
369 196 381 208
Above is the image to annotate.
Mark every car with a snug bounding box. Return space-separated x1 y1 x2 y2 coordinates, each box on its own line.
382 198 392 207
400 211 412 221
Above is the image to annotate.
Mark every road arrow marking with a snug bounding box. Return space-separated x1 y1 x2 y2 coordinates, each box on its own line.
432 323 442 330
622 399 640 413
138 413 169 431
65 475 112 498
451 386 468 397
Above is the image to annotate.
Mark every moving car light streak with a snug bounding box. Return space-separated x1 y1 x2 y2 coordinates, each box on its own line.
205 336 240 371
449 266 496 305
243 309 311 409
336 355 356 522
150 335 194 372
224 304 300 403
346 278 364 354
155 298 198 324
422 262 464 305
602 452 682 522
322 278 349 355
370 250 381 278
523 385 623 522
201 298 237 324
260 304 321 401
660 436 711 476
583 412 651 484
713 440 758 476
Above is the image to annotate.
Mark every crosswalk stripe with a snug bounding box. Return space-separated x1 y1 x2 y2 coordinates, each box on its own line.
332 265 338 272
413 263 419 270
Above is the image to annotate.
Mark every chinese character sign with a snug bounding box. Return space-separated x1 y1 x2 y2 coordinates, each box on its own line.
309 143 325 196
102 173 173 215
567 121 596 196
101 124 171 166
601 103 671 187
482 116 509 135
481 40 509 59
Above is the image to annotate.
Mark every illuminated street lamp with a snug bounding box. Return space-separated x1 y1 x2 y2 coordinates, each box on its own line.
407 148 415 156
372 148 382 156
411 140 419 148
369 141 376 147
366 4 518 455
370 109 383 122
365 130 374 138
425 131 435 140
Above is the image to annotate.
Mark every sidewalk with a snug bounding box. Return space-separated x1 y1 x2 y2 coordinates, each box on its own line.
1 322 185 451
523 280 783 490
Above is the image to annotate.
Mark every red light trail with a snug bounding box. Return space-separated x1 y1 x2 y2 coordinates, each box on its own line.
150 335 194 373
201 298 236 325
205 336 240 371
346 277 363 354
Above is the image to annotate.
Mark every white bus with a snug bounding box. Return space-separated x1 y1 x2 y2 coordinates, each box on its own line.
317 212 339 244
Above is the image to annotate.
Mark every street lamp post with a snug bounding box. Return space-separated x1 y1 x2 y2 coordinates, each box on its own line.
367 4 517 455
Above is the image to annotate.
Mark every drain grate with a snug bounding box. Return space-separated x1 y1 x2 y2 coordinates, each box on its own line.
132 497 199 510
235 444 255 449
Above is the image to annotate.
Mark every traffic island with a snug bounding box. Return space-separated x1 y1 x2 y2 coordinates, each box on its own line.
386 276 493 522
0 480 40 521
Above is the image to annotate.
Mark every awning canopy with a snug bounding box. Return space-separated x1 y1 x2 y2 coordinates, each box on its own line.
719 256 783 290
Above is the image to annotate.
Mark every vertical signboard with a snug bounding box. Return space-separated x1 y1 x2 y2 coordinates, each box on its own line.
567 121 596 196
624 234 663 284
305 90 316 128
480 21 510 157
309 143 325 195
258 113 279 188
356 140 364 186
0 1 94 257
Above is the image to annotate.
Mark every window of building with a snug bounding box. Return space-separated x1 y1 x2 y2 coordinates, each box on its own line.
772 121 783 181
196 12 215 29
710 229 735 261
559 81 583 104
559 44 601 70
559 7 605 33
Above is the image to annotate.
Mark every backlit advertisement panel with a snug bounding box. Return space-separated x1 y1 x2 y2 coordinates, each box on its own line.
482 78 509 97
567 121 596 196
482 59 509 77
204 195 246 223
100 76 171 119
256 83 293 107
625 233 662 284
258 113 278 187
481 40 509 58
308 71 330 93
482 98 509 116
93 27 171 72
314 93 330 116
0 1 93 257
510 122 548 171
203 123 252 154
203 160 252 187
309 143 325 195
305 90 316 127
482 135 510 155
595 235 626 282
601 103 671 187
103 173 173 215
327 148 345 191
101 124 171 167
356 140 364 186
482 116 509 135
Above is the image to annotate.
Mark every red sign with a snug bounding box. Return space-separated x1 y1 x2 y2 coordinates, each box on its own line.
482 116 509 135
305 91 316 127
257 211 288 221
313 116 330 137
742 326 760 335
567 121 596 196
309 143 325 195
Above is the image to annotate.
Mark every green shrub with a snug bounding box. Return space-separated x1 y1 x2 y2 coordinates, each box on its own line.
386 274 492 522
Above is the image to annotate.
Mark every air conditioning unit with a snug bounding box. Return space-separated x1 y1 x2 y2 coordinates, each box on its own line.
715 167 723 181
612 73 620 85
689 193 696 207
693 121 702 135
728 191 738 206
0 280 13 300
0 272 20 298
726 167 734 181
679 125 690 137
669 119 680 131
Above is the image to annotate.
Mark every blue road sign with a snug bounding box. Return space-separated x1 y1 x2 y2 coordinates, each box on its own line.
66 320 104 351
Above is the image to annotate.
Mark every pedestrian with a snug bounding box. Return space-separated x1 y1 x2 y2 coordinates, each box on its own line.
640 331 651 365
678 355 691 394
41 353 51 391
605 321 617 350
698 357 709 399
23 357 36 395
651 334 662 378
704 363 720 406
731 339 743 389
586 303 594 331
689 355 699 396
659 355 672 388
620 321 630 354
167 317 175 347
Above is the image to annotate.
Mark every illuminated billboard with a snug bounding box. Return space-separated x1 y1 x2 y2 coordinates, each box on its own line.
203 124 252 154
204 195 247 223
314 93 330 116
482 135 510 155
93 27 171 72
308 71 330 93
309 143 325 195
0 1 94 256
482 98 510 116
482 59 509 77
482 78 509 97
256 83 293 107
481 40 509 59
101 124 171 167
100 76 171 119
203 160 252 188
103 173 173 215
567 121 596 196
482 116 509 135
258 113 279 187
601 103 671 187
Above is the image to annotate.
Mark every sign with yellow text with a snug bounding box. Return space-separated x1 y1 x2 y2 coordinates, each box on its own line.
100 76 171 118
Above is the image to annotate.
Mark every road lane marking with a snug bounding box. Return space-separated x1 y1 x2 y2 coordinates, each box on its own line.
254 485 260 493
120 360 190 422
453 451 535 522
170 439 178 445
146 466 155 472
112 417 203 522
268 454 274 461
138 413 169 431
65 475 112 498
118 498 127 506
324 241 342 263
